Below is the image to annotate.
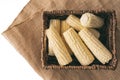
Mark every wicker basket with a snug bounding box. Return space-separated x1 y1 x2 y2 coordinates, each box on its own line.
41 10 117 70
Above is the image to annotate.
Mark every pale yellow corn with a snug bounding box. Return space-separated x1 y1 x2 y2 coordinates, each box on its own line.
89 29 100 38
80 13 104 28
48 42 54 56
50 19 60 33
63 28 94 65
48 19 60 56
46 27 72 65
66 15 101 38
66 15 83 31
61 20 71 34
79 28 112 64
61 21 73 54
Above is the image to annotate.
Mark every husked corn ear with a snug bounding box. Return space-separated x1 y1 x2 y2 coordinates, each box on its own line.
48 19 60 56
66 15 100 38
66 15 83 31
61 20 71 34
89 29 100 38
50 19 60 33
48 41 54 56
79 28 112 64
46 27 72 65
63 28 94 65
61 21 73 54
80 13 104 28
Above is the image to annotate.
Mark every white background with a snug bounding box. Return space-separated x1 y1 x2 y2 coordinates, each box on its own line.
0 0 43 80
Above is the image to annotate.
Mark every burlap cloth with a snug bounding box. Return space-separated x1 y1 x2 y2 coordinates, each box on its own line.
2 0 120 80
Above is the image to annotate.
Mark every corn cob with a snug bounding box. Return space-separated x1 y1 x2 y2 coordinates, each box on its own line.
61 20 71 34
50 19 60 32
89 29 100 38
66 15 83 31
61 21 73 54
66 15 101 38
46 27 72 65
78 28 112 64
63 28 94 65
48 42 54 55
48 19 60 56
80 13 104 28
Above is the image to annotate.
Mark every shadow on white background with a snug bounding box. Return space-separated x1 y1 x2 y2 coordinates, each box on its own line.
0 0 43 80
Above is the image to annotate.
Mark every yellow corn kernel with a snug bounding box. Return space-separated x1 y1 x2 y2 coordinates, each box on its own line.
79 28 112 64
63 28 94 65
